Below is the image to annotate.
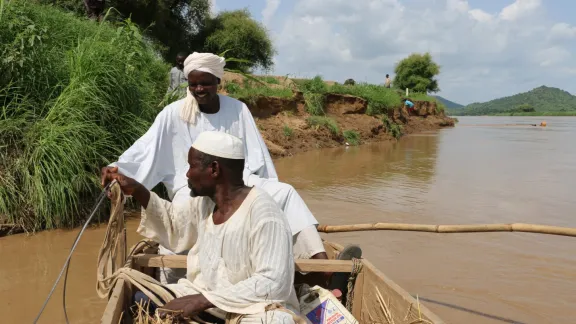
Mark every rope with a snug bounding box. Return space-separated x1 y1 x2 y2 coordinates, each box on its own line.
96 182 177 307
345 258 363 312
33 180 117 324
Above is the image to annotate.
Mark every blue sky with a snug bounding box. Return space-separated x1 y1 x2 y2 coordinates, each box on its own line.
211 0 576 105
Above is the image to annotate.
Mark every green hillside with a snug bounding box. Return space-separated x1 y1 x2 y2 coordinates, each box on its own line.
454 86 576 116
434 96 463 109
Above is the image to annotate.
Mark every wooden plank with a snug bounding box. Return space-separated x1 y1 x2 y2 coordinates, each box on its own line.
132 254 355 272
351 271 364 319
101 278 126 324
360 260 445 324
322 241 338 259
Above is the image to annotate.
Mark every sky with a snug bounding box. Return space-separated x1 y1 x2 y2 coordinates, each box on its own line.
210 0 576 105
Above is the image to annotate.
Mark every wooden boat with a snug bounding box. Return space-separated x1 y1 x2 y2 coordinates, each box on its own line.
101 239 444 324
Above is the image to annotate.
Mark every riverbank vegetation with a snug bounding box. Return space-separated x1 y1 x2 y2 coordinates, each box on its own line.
225 74 447 116
0 1 168 231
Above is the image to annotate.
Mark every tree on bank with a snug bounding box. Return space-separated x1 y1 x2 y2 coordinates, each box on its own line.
40 0 275 71
203 9 275 72
393 52 440 93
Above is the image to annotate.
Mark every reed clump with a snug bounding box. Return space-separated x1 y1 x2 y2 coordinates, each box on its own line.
0 1 168 231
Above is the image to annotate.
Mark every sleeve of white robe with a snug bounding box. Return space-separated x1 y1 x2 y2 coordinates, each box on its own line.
136 191 200 253
203 200 294 314
240 104 279 182
110 107 175 191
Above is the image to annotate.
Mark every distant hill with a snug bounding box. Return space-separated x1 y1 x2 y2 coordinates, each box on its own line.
454 86 576 116
434 96 464 109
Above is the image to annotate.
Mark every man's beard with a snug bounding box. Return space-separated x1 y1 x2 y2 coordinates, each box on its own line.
189 185 199 198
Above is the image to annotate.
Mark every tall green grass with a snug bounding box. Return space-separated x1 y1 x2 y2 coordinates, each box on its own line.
295 76 327 115
0 2 168 231
329 82 402 115
225 79 293 103
306 116 339 135
382 116 403 139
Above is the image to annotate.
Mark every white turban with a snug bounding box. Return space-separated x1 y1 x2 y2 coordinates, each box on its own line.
191 131 244 159
180 52 226 125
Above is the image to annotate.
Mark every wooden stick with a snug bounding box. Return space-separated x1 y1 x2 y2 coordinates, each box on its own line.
317 223 576 238
132 254 355 272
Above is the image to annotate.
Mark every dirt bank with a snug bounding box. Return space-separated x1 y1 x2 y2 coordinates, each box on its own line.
238 91 455 158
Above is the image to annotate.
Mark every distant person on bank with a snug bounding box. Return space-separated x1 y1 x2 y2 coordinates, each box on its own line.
403 98 415 113
385 74 391 88
167 52 188 97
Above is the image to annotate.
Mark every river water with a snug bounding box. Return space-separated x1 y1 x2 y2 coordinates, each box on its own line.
1 116 575 323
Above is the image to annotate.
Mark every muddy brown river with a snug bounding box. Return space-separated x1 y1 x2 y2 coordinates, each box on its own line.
1 116 575 323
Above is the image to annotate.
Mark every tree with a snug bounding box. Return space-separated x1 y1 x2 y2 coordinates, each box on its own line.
512 103 535 113
393 52 440 93
107 0 210 60
203 9 275 72
40 2 275 72
41 0 211 61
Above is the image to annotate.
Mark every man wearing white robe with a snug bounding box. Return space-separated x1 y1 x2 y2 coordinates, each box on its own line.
101 52 329 285
103 131 300 323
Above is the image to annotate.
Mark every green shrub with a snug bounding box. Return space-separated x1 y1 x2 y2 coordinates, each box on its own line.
295 75 328 94
259 76 280 85
382 116 403 139
282 125 293 137
329 83 402 115
343 130 360 145
306 116 339 135
304 92 325 115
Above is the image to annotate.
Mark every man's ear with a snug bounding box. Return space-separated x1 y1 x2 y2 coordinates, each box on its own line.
210 161 220 178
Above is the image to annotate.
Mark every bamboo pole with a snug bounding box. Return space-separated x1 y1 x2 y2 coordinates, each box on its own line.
316 223 576 238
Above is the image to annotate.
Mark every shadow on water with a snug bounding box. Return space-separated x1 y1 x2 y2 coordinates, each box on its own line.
417 296 527 324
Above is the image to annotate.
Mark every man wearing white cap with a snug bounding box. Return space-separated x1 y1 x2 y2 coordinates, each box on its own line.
102 131 300 323
100 52 349 285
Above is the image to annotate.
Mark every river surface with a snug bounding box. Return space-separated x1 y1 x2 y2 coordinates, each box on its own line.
1 116 575 323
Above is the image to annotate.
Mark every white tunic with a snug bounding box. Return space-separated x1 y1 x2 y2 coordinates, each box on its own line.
112 95 318 236
136 187 300 318
113 95 277 198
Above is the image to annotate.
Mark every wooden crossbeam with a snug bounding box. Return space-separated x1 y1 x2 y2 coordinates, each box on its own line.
132 254 355 273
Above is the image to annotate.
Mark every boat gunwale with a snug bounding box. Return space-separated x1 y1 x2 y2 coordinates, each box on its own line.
101 240 444 324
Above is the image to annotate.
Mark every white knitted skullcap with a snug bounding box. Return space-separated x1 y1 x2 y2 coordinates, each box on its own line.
191 131 244 159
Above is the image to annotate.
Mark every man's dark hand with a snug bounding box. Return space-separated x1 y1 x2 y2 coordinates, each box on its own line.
101 166 139 195
160 294 214 320
100 166 150 207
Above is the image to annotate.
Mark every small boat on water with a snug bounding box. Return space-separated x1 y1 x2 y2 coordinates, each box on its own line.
101 240 444 324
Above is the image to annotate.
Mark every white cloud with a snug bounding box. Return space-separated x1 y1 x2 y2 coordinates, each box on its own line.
262 0 281 26
469 9 493 22
550 23 576 40
269 0 576 104
499 0 541 21
532 46 571 67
